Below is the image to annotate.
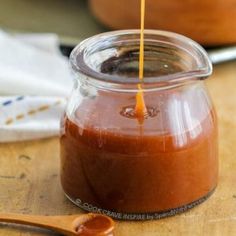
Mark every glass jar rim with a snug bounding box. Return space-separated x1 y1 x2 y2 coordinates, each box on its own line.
70 30 212 88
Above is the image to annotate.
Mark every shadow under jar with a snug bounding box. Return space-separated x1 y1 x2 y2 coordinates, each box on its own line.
60 30 218 220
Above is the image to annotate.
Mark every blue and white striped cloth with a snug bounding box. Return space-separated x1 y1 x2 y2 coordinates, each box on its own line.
0 30 73 142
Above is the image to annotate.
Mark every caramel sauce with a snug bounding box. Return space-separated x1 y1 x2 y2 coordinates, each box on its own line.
60 0 218 221
135 0 147 124
61 106 218 214
74 214 114 236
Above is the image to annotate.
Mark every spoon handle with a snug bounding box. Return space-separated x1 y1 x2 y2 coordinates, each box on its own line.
208 46 236 64
0 213 76 235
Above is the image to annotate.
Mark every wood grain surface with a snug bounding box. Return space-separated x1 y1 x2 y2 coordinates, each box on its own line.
0 62 236 235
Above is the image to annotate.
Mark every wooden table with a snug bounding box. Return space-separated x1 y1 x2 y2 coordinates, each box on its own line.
0 61 236 235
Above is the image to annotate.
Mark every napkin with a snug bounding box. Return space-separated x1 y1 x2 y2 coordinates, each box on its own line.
0 30 74 142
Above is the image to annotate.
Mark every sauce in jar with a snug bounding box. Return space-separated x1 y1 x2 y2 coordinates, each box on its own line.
60 30 218 220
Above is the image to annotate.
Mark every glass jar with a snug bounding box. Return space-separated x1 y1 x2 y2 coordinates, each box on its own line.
60 30 218 220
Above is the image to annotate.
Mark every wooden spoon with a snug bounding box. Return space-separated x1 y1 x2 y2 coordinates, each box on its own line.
0 213 115 235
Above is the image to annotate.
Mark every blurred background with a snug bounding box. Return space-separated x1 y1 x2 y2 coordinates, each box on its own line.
1 0 236 47
0 0 106 46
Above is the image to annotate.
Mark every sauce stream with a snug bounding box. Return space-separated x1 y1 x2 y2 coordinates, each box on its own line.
135 0 147 124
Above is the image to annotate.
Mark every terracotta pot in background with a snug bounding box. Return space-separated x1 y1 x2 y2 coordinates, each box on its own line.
89 0 236 46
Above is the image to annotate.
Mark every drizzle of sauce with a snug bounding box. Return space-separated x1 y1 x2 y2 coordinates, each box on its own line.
135 0 147 124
